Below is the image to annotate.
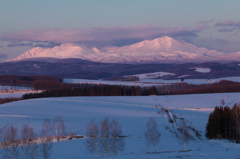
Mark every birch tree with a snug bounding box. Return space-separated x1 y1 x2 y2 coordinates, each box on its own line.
100 118 110 157
40 119 53 159
1 125 19 159
20 124 39 159
85 120 99 157
144 117 161 152
86 118 125 157
53 116 65 140
109 119 125 155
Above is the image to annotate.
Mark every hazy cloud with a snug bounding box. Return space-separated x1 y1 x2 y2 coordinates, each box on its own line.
2 26 200 48
0 41 6 48
7 41 61 48
191 38 240 53
2 23 240 52
196 19 215 30
215 20 240 27
0 54 7 59
215 20 240 32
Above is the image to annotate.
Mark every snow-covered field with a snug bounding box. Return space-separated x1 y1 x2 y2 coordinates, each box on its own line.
0 93 240 158
130 71 175 79
0 86 32 90
63 78 142 86
0 85 42 98
64 76 240 86
190 67 211 73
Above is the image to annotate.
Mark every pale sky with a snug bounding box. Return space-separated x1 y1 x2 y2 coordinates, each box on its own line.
0 0 240 62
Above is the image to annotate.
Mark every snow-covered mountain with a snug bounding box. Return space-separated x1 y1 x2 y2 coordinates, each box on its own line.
222 51 240 60
8 43 101 61
6 36 234 63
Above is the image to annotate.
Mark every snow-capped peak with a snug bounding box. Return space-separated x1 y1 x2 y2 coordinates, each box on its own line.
151 36 174 46
7 43 102 62
91 47 100 53
6 36 231 64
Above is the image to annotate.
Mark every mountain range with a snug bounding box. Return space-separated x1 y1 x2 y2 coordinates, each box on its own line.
7 36 240 64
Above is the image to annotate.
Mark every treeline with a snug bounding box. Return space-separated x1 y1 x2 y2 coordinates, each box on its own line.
1 75 240 95
0 116 71 159
0 75 63 88
205 101 240 142
32 79 240 95
32 80 70 90
0 97 20 104
20 80 240 100
158 80 240 95
22 85 159 99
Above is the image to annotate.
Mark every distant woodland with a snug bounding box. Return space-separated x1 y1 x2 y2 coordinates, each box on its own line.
0 75 240 104
157 80 240 95
22 80 240 100
0 75 63 88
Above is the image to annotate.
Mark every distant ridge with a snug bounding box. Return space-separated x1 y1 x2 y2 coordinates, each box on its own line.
6 36 239 64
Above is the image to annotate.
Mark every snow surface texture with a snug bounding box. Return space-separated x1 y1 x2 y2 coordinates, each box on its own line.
0 86 42 96
0 93 24 98
0 86 31 90
64 76 240 86
7 36 238 64
0 93 240 158
130 71 175 79
191 67 211 73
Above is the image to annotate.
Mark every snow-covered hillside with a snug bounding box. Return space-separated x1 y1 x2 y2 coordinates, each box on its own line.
0 93 240 158
7 36 232 64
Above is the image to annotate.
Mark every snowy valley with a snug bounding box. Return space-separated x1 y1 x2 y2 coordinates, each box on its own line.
1 75 240 158
0 94 240 158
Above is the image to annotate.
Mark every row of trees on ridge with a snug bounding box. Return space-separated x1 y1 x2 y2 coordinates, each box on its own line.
0 116 67 159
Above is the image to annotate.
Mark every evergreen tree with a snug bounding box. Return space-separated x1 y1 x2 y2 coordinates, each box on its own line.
206 103 240 141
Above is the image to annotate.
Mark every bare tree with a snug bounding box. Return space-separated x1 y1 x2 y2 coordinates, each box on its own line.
144 117 161 152
20 124 39 159
98 118 125 157
1 125 19 159
109 119 125 155
41 119 53 138
39 141 52 159
100 117 110 157
40 119 53 159
85 120 99 157
53 116 65 140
